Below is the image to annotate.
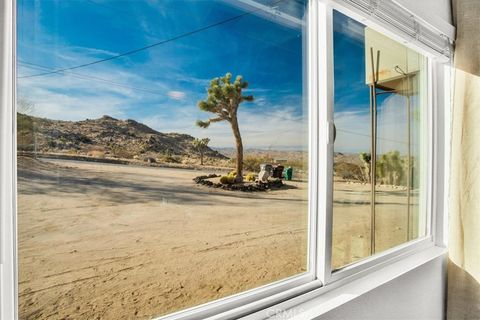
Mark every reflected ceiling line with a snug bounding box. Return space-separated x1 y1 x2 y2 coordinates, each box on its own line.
224 0 305 29
18 0 289 79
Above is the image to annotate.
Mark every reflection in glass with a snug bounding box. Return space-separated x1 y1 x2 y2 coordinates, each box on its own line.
332 11 427 269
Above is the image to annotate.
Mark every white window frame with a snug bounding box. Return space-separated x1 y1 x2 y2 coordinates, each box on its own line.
315 0 451 286
0 0 451 319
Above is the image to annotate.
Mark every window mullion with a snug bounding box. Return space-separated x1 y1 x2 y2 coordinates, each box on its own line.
315 0 335 285
0 0 17 319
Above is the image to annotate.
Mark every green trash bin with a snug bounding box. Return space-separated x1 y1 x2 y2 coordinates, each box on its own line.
284 166 293 181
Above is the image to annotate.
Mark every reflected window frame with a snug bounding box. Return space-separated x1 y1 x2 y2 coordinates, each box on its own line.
319 2 449 286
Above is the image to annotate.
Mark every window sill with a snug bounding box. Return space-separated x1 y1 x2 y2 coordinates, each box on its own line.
236 245 446 320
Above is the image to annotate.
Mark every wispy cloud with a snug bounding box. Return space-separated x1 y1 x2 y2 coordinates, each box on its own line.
167 91 186 100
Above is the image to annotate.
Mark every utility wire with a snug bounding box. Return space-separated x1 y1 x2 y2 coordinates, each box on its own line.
18 61 168 96
19 0 287 79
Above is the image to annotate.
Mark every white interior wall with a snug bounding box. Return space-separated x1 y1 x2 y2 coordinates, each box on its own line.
315 256 447 320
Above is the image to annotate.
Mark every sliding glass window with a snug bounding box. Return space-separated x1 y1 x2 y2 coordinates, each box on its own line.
16 1 309 318
331 10 429 270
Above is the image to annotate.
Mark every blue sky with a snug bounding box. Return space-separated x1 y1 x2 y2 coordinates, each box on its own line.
17 0 310 150
17 0 411 153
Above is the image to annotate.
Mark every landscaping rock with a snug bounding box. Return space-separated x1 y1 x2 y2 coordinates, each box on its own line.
193 175 284 192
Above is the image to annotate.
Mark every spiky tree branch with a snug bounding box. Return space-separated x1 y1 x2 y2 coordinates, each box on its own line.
196 73 254 181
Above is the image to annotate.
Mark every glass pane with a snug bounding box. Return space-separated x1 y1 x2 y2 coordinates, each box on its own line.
16 1 309 318
332 11 428 269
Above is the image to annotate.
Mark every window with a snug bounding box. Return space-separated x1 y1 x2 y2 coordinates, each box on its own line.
331 11 429 269
16 1 310 319
0 0 451 319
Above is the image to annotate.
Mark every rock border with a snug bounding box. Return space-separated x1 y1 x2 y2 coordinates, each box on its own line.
193 174 284 192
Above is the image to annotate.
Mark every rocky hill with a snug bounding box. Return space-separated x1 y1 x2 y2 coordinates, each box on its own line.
17 113 227 161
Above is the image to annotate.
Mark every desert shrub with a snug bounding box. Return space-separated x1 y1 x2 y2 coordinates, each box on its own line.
245 172 256 182
228 171 237 178
162 155 180 163
110 145 135 159
284 158 308 171
242 155 274 172
220 175 235 184
334 161 365 182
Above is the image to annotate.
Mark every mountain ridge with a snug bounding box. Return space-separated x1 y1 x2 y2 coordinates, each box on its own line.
17 113 227 161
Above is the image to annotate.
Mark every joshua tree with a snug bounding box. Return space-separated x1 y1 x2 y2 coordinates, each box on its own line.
196 73 253 182
359 152 371 183
191 138 210 165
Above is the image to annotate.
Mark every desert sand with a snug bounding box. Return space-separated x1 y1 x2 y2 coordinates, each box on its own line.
18 157 419 319
18 158 308 319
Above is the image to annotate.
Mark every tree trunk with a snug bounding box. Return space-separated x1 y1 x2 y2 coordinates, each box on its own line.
230 116 243 182
200 149 204 165
364 164 371 183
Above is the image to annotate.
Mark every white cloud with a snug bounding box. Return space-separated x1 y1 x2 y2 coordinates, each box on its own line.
141 103 308 150
18 85 128 121
167 91 186 100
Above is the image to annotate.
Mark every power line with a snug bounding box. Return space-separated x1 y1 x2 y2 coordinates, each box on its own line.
19 0 287 79
18 61 168 96
88 0 305 56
